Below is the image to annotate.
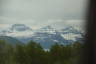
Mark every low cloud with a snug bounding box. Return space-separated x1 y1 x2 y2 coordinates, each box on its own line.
0 16 86 30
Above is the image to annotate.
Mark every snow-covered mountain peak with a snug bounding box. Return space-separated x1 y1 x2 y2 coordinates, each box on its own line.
40 25 55 31
61 26 81 34
0 24 34 37
35 25 57 34
42 25 53 29
63 26 76 31
10 24 32 32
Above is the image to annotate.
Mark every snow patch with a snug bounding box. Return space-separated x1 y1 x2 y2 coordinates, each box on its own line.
61 33 82 41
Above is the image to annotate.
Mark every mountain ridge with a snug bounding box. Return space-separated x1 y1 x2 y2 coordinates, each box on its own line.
0 24 84 48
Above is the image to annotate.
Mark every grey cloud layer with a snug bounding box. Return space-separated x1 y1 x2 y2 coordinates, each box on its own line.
0 0 88 28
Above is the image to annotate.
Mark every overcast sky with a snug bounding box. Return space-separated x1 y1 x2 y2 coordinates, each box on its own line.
0 0 88 29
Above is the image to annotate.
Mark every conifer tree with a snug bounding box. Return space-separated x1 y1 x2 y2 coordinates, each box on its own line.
14 43 26 64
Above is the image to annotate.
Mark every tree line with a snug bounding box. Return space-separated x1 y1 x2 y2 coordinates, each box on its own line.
0 40 83 64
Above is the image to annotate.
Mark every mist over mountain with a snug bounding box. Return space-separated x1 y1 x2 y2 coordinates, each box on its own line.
0 24 84 48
